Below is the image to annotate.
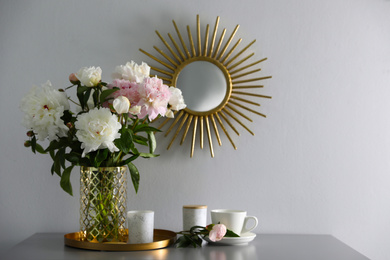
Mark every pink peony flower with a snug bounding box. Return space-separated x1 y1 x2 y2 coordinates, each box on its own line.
108 79 140 108
137 76 171 121
208 224 227 242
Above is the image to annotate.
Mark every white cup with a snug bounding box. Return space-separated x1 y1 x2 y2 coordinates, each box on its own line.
127 210 154 244
211 209 258 235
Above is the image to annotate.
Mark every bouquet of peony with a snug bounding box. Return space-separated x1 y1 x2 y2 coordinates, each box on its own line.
20 61 186 195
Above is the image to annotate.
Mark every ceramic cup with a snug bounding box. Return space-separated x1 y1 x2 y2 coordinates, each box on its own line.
183 205 207 230
211 209 258 235
127 210 154 244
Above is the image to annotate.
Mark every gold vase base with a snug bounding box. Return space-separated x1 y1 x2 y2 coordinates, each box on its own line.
64 229 177 251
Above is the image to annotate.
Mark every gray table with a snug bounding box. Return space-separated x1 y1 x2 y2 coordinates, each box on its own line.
3 233 369 260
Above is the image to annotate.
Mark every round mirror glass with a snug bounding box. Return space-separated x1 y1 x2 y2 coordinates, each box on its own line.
176 61 227 112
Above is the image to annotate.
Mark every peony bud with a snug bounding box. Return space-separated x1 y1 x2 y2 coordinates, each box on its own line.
113 96 130 114
69 73 79 84
26 130 34 137
66 122 73 129
24 141 31 147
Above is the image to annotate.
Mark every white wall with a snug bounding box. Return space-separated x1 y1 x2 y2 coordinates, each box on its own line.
1 0 390 259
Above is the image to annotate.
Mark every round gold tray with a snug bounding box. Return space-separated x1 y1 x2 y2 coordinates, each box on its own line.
64 229 177 251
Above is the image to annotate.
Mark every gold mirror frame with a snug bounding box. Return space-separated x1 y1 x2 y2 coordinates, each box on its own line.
140 15 271 158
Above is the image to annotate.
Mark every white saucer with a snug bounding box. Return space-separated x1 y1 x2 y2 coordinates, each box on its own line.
206 232 256 246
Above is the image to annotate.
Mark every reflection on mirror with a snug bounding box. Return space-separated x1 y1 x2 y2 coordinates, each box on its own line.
140 15 272 158
177 61 227 112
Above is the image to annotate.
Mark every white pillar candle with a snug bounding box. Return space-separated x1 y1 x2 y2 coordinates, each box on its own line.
127 210 154 244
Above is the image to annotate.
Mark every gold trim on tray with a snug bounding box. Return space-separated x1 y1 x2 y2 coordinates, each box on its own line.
64 229 177 251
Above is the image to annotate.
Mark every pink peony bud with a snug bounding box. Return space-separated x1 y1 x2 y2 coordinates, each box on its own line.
69 73 79 84
24 141 31 147
66 122 73 129
208 224 227 242
26 131 34 137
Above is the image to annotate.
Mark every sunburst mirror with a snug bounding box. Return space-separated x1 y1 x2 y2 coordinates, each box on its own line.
140 15 271 157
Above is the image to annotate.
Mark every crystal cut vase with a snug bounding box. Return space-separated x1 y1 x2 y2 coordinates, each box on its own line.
80 166 127 243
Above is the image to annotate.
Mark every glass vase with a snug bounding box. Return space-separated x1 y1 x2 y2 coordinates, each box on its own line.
80 166 127 243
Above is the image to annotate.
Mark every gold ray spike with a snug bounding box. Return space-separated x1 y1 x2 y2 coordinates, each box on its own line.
231 69 261 80
229 100 266 118
232 85 264 89
230 95 261 106
165 111 184 136
215 112 237 149
139 49 176 71
191 116 199 158
155 30 182 63
226 103 253 122
197 15 201 56
187 26 196 57
181 115 193 145
157 111 178 129
209 17 220 57
200 116 204 149
230 58 268 75
154 75 172 82
150 66 173 77
212 28 226 59
232 76 272 85
225 39 256 67
227 53 255 71
203 24 210 57
167 34 186 61
223 108 254 135
167 113 189 150
210 114 222 146
219 111 240 136
205 116 214 157
153 46 179 67
217 24 239 61
173 20 191 59
231 91 272 99
221 38 242 64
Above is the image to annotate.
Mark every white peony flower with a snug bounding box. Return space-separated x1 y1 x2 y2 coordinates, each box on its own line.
75 66 102 87
112 61 150 83
113 96 130 114
20 81 70 141
75 107 121 157
168 86 186 111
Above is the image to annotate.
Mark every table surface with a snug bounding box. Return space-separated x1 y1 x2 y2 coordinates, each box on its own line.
3 232 369 260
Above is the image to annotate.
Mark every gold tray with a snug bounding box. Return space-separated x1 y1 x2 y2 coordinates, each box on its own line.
64 229 177 251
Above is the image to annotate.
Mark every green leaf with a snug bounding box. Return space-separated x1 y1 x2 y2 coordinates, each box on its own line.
34 143 46 154
100 88 119 104
60 166 74 196
92 88 99 107
127 162 140 193
133 136 148 146
114 128 133 154
147 131 156 154
139 153 159 158
77 85 88 110
95 149 108 167
83 88 92 109
64 152 80 164
225 229 240 237
134 124 161 134
122 154 139 165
